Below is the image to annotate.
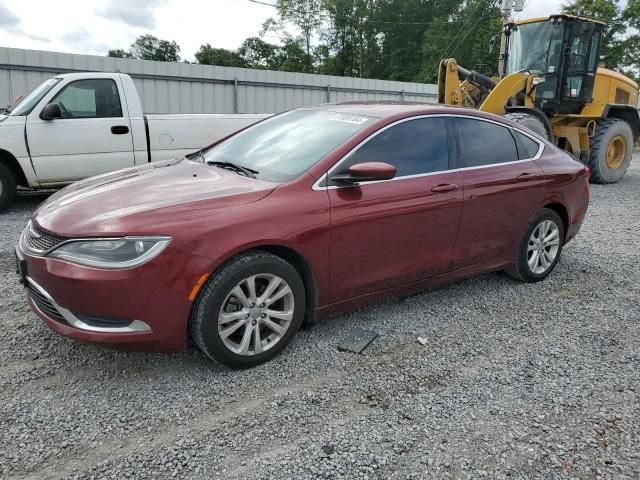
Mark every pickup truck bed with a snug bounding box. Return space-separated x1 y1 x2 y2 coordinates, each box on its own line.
145 114 267 163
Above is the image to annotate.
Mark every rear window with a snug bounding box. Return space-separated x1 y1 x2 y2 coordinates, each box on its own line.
515 131 541 158
454 118 519 167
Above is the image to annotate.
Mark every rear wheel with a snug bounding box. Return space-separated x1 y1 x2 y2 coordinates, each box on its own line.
588 118 633 184
189 251 306 369
504 112 549 140
505 208 565 283
0 163 17 212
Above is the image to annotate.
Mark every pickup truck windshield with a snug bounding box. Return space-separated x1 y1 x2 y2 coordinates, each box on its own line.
9 78 62 116
202 109 374 182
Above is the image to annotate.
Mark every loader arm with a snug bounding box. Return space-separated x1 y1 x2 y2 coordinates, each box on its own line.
478 72 530 115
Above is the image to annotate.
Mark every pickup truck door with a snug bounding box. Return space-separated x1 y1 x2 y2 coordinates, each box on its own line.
25 78 135 184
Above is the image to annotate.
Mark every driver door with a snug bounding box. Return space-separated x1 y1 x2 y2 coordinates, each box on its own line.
327 116 463 302
26 78 135 184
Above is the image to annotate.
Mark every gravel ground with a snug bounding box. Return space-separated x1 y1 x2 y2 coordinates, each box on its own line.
1 154 639 480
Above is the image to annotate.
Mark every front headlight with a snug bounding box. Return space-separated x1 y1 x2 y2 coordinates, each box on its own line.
47 237 171 269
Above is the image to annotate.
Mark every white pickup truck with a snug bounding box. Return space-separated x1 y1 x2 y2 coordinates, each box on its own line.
0 72 269 210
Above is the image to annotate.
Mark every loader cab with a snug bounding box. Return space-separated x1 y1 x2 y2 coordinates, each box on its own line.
504 15 604 114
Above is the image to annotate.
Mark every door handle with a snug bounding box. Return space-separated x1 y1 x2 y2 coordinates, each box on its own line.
431 183 458 193
516 173 538 182
111 125 130 135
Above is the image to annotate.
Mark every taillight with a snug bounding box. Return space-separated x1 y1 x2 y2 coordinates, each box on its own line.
583 166 591 180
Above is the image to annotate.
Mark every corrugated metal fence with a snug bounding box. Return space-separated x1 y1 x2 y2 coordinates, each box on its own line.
0 47 437 114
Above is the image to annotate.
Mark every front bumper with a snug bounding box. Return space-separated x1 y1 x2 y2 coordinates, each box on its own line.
26 276 152 333
16 242 213 352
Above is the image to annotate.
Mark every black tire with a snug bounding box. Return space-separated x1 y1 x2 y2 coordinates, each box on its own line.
0 163 17 212
505 208 565 283
588 118 634 184
504 112 550 140
189 250 306 369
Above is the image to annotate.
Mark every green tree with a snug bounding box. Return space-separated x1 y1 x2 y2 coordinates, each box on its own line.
421 0 502 82
130 34 181 62
107 35 181 62
320 0 378 77
107 48 133 59
194 43 246 67
274 39 310 72
621 0 640 79
238 37 280 69
263 0 323 72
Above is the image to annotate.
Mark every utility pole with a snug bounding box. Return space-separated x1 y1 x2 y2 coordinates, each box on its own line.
497 0 525 77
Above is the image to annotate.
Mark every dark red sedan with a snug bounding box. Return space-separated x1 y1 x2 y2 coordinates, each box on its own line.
15 103 589 368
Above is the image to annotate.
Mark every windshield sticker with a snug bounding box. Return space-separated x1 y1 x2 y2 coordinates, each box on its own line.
329 113 369 125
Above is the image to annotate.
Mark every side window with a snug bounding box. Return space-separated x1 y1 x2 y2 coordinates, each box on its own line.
454 118 519 167
336 117 449 180
515 131 541 159
50 79 122 119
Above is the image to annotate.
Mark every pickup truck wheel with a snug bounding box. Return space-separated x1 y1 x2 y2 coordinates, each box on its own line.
190 250 306 369
0 163 17 211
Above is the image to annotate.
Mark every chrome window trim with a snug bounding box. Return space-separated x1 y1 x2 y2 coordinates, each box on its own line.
26 276 151 333
311 113 545 191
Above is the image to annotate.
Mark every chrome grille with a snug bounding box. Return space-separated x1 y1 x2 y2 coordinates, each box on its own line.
26 282 66 324
25 223 67 253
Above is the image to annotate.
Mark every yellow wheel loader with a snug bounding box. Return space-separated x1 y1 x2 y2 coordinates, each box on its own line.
437 14 639 183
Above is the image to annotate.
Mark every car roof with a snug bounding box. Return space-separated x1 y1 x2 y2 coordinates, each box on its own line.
305 101 511 123
304 101 448 119
303 101 552 144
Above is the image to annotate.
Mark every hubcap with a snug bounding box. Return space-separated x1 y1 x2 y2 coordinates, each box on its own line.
527 220 560 275
606 135 626 170
218 274 294 356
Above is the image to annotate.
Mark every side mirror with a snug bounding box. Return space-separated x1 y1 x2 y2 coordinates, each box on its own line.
331 162 397 185
40 103 62 120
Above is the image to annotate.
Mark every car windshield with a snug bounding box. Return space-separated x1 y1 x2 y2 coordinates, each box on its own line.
201 109 375 182
9 78 62 116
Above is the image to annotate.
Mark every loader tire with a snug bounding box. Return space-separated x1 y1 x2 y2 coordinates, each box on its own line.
504 112 549 140
0 163 17 212
588 118 633 184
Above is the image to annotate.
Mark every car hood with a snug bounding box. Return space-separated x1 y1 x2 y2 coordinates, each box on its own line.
34 158 278 237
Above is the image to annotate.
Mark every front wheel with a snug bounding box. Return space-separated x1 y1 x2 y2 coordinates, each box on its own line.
505 208 565 283
0 163 17 211
189 251 306 369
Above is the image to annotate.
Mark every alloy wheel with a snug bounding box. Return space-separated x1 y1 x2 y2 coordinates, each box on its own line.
527 220 560 275
217 274 295 356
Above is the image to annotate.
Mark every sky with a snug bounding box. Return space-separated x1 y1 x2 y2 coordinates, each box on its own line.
0 0 582 61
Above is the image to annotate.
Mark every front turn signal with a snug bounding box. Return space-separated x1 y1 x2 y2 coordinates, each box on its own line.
189 273 210 301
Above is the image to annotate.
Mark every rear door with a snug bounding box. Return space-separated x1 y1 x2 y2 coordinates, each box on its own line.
327 116 463 302
26 78 134 184
451 116 546 270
